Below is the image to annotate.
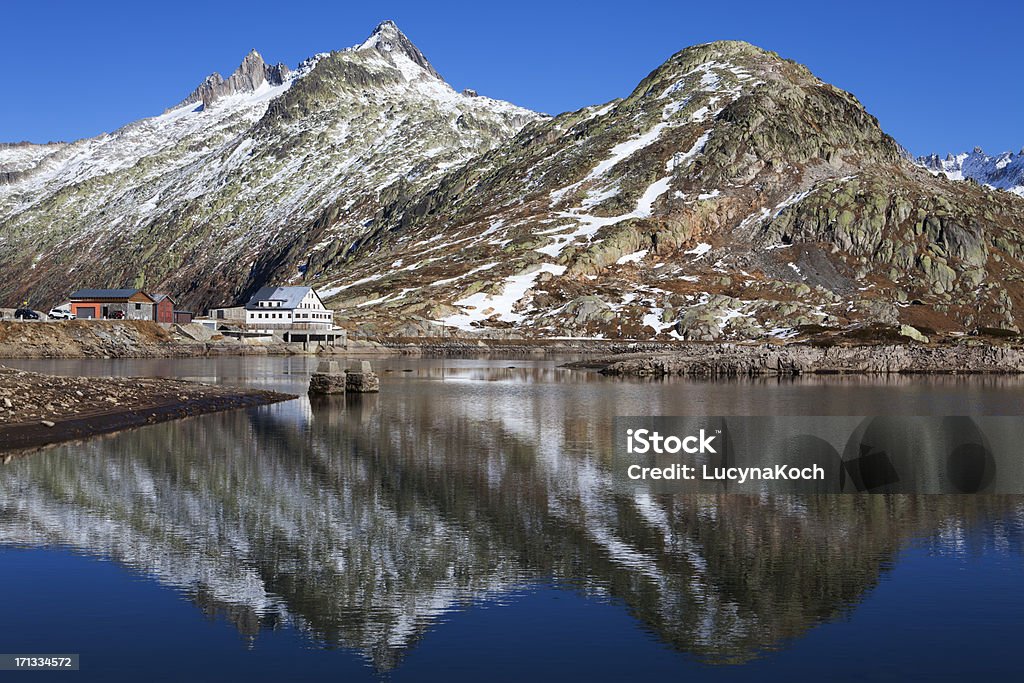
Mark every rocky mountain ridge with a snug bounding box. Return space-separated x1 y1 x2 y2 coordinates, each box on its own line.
175 49 291 110
0 21 540 311
2 24 1023 341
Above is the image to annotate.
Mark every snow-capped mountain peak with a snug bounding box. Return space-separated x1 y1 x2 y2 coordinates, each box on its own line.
354 20 443 81
918 147 1024 196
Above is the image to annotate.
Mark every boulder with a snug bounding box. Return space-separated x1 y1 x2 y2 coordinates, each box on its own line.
899 324 929 344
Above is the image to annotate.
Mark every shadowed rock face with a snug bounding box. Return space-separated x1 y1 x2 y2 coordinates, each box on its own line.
1 394 1021 670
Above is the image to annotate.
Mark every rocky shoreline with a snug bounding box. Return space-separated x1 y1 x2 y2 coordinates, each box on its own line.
0 365 296 454
0 320 390 359
5 321 1024 377
566 342 1024 376
0 321 665 359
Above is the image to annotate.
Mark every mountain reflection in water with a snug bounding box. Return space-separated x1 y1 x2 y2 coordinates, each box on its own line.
0 358 1022 673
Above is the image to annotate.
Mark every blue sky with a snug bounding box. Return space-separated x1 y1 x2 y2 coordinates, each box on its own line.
3 0 1021 155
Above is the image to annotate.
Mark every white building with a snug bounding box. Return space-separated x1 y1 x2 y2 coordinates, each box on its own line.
245 286 333 330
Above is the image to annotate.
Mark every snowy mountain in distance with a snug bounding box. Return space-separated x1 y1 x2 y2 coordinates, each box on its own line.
919 147 1024 196
0 20 541 309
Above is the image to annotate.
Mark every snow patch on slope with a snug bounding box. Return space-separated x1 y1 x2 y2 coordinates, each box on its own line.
440 264 566 330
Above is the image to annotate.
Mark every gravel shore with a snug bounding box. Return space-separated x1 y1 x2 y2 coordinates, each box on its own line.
0 365 296 453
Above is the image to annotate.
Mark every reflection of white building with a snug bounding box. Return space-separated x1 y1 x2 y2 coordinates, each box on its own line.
245 286 333 330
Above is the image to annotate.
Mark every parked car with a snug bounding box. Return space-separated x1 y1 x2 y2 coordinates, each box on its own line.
48 307 73 320
14 308 40 320
107 311 125 320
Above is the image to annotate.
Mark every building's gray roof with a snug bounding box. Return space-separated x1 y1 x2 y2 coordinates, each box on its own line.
151 293 175 304
245 286 315 310
70 288 145 300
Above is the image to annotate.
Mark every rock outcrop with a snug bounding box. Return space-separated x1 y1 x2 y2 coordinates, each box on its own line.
581 342 1024 376
177 49 291 110
359 20 443 81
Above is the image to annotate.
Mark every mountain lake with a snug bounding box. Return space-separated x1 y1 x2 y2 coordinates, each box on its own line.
0 356 1021 681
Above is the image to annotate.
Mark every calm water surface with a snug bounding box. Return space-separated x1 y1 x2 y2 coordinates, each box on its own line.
1 356 1022 681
